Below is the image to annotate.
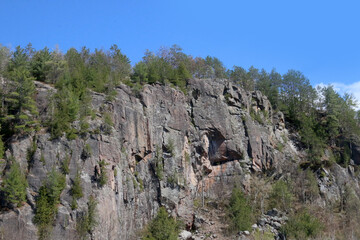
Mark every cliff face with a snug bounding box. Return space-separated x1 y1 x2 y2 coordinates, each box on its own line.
0 78 358 239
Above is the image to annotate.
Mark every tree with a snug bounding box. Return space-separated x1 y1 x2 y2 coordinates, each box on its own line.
321 86 341 145
142 207 180 240
34 168 66 239
8 46 29 72
109 44 131 85
0 44 10 74
2 160 28 207
227 187 253 232
281 210 322 239
76 195 98 239
280 70 316 124
3 67 38 134
30 47 52 82
256 68 282 107
268 180 293 212
229 66 254 91
71 171 83 200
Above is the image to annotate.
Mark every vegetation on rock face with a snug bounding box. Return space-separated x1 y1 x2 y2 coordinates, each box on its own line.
280 210 322 239
1 43 360 239
227 187 253 232
76 195 98 239
98 160 108 187
142 207 180 240
34 168 66 239
2 160 28 207
268 180 293 212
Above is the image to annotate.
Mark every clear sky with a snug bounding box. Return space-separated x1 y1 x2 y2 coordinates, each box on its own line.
1 0 360 98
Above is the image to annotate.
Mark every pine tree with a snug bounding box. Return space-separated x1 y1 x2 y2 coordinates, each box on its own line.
4 67 38 134
143 207 180 240
2 161 28 207
227 187 253 232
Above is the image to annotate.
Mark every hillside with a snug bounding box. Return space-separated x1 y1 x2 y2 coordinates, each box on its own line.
1 45 360 240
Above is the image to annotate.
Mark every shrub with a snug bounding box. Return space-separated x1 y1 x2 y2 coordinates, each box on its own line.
76 195 98 239
81 144 92 160
154 146 164 180
166 139 175 157
281 210 322 239
61 155 71 175
71 171 83 206
227 187 253 232
2 161 28 207
98 160 108 187
268 180 293 212
102 112 113 135
142 207 180 240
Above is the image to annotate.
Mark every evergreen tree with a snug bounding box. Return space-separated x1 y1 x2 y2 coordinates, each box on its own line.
30 47 52 82
2 161 28 207
227 187 253 232
3 67 38 134
143 207 180 240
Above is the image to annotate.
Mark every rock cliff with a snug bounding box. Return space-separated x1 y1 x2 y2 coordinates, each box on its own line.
0 78 359 239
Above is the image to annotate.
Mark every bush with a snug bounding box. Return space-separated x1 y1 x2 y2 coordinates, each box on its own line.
76 195 98 239
61 155 70 175
268 180 293 212
281 210 322 239
81 144 92 160
71 171 83 209
102 112 113 135
2 161 28 207
142 207 180 240
227 187 253 232
98 160 108 187
154 146 164 180
166 139 175 157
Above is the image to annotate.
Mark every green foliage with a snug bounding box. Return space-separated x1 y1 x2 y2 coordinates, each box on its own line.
142 207 180 240
276 142 285 152
26 138 37 166
40 153 45 165
227 187 253 232
0 135 3 159
98 160 108 187
71 171 83 199
250 109 264 124
70 171 83 210
34 168 66 239
2 66 38 134
253 228 275 240
268 180 293 212
102 112 113 135
76 195 98 239
61 155 70 175
82 143 92 159
184 152 190 164
0 125 4 159
2 161 28 207
166 139 175 156
281 210 322 239
154 146 164 180
229 66 256 91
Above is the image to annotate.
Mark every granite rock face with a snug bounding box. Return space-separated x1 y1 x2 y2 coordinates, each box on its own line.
0 78 320 239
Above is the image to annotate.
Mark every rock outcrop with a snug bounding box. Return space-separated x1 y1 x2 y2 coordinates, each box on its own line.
0 78 355 239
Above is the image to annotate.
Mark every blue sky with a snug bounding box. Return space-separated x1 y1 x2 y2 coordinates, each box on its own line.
1 0 360 98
